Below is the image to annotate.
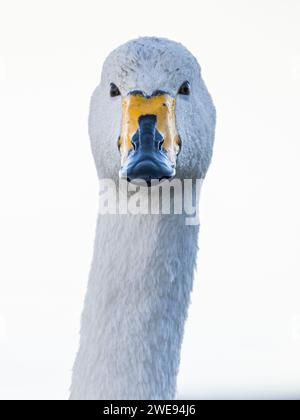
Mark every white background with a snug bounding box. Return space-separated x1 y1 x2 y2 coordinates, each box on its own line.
0 0 300 400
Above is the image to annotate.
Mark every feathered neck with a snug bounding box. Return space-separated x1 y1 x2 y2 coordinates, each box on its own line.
70 184 200 399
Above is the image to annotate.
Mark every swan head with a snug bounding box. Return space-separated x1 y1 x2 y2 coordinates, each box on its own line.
89 37 216 184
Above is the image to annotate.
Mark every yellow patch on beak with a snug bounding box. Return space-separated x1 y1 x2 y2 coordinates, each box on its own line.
119 94 181 166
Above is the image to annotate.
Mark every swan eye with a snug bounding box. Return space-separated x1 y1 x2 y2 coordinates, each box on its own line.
178 81 190 96
110 83 121 97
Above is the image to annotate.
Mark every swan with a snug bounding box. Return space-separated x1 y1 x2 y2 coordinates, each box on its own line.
70 37 216 400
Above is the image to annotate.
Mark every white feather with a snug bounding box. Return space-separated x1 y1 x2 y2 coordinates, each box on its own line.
70 37 216 400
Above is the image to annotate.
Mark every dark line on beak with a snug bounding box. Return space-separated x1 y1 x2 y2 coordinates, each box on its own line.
151 89 168 97
128 89 170 98
129 90 145 97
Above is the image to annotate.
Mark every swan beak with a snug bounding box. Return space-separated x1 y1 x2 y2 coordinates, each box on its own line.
118 93 181 184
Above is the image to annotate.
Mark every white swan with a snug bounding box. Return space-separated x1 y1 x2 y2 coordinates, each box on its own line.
70 37 216 400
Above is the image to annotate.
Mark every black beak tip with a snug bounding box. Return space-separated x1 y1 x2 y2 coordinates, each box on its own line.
119 164 175 186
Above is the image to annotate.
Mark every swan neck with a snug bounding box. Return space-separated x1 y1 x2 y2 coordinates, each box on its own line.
70 204 199 399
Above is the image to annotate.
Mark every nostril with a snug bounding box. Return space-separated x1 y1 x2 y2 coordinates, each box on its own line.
155 130 164 151
158 139 164 151
131 132 139 151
